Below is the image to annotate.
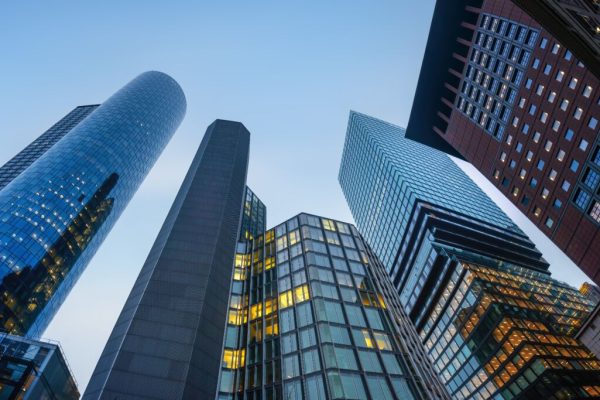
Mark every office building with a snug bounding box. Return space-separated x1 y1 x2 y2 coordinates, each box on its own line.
405 0 600 284
0 71 186 337
0 333 79 399
0 105 99 191
339 112 600 398
511 0 600 78
84 120 448 400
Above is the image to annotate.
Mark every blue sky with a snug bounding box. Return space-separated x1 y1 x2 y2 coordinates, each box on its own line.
0 0 591 390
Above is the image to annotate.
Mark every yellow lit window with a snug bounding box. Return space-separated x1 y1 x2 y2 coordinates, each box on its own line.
223 348 245 369
233 268 247 281
250 303 263 320
289 230 300 245
265 315 279 337
235 254 245 267
373 332 392 350
279 290 293 309
264 257 275 271
276 236 288 250
294 285 310 303
322 219 336 231
264 298 277 315
359 329 374 348
228 309 247 325
377 294 387 309
253 261 263 274
265 230 275 243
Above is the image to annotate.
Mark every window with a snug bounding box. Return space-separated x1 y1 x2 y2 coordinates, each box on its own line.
530 177 538 188
569 77 578 89
345 304 367 327
583 85 593 98
570 159 580 172
574 107 583 120
589 117 598 130
551 43 560 54
302 349 321 374
575 189 591 209
533 58 540 69
366 376 394 400
521 123 529 134
540 37 548 48
512 186 519 197
543 64 552 75
509 159 516 169
536 84 544 95
315 299 345 324
580 139 589 151
533 132 541 143
561 180 571 191
358 351 382 373
553 199 562 209
519 168 527 179
518 98 526 108
549 169 557 181
547 91 556 103
565 49 573 60
305 375 326 400
560 99 569 111
534 207 542 217
565 128 574 141
528 104 537 115
552 120 561 132
521 195 530 205
584 169 600 190
283 354 300 379
299 327 317 348
590 201 600 223
544 140 552 152
557 149 566 162
545 217 554 228
500 152 507 162
373 332 393 351
525 78 533 89
540 112 548 123
556 70 564 82
526 150 534 161
542 188 549 199
501 177 510 187
537 159 545 170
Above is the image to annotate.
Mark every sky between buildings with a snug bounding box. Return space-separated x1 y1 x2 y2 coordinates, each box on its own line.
0 0 592 390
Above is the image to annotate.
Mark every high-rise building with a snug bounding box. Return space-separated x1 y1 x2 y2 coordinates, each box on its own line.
84 120 448 400
405 0 600 284
510 0 600 78
0 105 99 191
339 112 600 398
0 71 186 338
0 333 79 399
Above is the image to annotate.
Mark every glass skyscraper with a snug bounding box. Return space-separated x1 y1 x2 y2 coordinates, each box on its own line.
0 71 186 338
84 120 448 400
339 111 600 398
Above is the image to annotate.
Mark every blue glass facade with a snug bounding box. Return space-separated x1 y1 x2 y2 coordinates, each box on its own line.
0 71 186 337
0 105 99 191
338 111 523 273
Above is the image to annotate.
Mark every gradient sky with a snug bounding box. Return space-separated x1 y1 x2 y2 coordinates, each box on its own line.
0 0 592 391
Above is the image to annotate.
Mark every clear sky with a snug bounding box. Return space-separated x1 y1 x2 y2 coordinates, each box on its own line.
0 0 592 391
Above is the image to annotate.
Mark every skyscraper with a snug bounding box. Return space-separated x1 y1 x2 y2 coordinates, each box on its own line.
339 112 600 398
0 105 99 191
0 71 186 338
405 0 600 284
84 120 447 400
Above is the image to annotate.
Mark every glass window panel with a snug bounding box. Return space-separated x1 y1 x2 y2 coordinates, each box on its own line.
366 375 393 400
306 374 327 400
302 348 321 374
358 350 382 372
299 326 317 349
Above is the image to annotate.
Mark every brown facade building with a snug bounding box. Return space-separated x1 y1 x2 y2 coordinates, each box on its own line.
407 0 600 284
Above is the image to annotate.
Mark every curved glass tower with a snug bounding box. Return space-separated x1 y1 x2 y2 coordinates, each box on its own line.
0 71 186 337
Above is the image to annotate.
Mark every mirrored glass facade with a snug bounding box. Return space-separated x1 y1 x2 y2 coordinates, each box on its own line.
0 332 79 399
338 111 525 273
0 71 186 337
217 212 448 400
0 105 99 191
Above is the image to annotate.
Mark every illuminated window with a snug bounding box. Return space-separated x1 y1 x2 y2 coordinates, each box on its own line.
590 201 600 223
322 219 336 231
540 112 548 123
223 349 246 369
526 151 534 161
583 85 593 98
229 309 247 325
544 140 553 152
579 139 589 151
279 290 293 309
294 284 310 303
574 107 583 120
541 188 549 199
549 169 557 181
552 120 561 132
561 180 571 191
560 99 569 111
250 302 263 320
589 117 598 130
536 84 544 96
533 207 542 217
288 229 300 245
557 150 566 162
373 332 393 351
555 70 564 82
512 186 519 197
568 77 578 89
547 91 556 103
551 43 560 54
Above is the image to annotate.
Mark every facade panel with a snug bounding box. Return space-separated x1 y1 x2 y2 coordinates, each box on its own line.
0 71 185 338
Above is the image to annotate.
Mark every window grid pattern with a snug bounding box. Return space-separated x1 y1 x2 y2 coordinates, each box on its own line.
573 143 600 225
217 213 433 400
0 72 186 337
455 14 539 141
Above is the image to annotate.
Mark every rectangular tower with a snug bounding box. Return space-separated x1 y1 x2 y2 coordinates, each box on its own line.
339 111 600 398
84 120 250 399
405 0 600 284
